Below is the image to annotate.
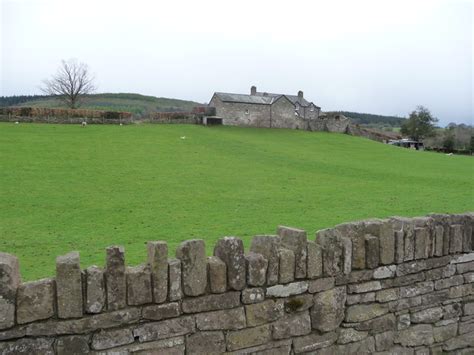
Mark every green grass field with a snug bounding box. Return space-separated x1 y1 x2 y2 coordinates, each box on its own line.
1 123 472 280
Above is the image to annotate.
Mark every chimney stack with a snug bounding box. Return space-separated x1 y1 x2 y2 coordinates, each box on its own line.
298 90 304 99
251 86 257 95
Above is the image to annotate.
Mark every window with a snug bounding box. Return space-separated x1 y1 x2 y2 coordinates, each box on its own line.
245 109 249 115
310 106 314 112
295 103 299 111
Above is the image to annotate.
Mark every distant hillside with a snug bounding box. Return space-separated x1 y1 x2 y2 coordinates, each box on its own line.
0 93 202 116
329 111 406 128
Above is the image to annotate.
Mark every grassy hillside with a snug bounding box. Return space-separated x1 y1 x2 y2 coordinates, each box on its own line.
1 93 202 116
1 123 472 280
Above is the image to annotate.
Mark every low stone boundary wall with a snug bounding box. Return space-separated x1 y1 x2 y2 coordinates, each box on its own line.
0 213 473 354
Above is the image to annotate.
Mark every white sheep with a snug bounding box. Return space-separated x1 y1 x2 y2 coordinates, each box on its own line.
81 121 87 127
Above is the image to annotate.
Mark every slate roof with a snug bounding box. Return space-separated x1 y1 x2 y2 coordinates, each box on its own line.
213 91 319 108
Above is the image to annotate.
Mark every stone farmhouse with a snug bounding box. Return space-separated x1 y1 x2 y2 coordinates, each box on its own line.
208 86 321 130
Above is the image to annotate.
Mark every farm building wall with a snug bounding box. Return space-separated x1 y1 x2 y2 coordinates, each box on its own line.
209 96 272 128
0 213 473 354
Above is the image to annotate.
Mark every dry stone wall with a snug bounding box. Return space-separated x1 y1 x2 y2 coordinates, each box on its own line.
0 213 473 354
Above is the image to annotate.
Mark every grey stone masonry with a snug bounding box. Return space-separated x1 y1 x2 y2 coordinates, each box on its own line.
245 252 267 286
207 256 227 293
176 239 207 296
278 248 295 284
168 258 182 301
277 225 308 278
250 235 280 285
105 246 126 310
306 241 323 278
0 212 472 355
56 251 82 319
126 264 152 306
214 236 246 290
147 241 168 303
84 266 105 314
0 252 20 330
16 278 55 324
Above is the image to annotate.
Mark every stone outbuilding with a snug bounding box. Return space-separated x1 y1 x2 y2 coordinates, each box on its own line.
208 86 321 129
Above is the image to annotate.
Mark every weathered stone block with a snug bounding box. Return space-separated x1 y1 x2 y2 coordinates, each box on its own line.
250 235 280 285
284 294 313 313
390 296 422 312
142 302 181 321
227 324 271 351
433 323 458 342
396 260 427 276
442 303 462 319
126 264 152 306
207 256 227 293
176 239 207 296
373 265 396 279
375 330 394 351
195 307 246 330
434 225 444 256
246 299 284 327
311 286 346 332
464 302 474 316
414 227 429 259
346 292 375 305
278 248 295 283
186 331 225 354
340 235 352 274
443 330 474 351
338 328 368 344
411 307 443 323
266 280 308 297
379 222 395 265
91 327 134 350
0 252 20 330
147 241 168 303
0 338 54 355
278 225 307 278
425 264 456 281
105 245 126 310
457 261 474 273
16 278 55 324
336 336 375 354
352 229 367 269
307 241 323 278
434 275 464 290
376 288 399 303
395 324 434 346
245 252 267 287
272 311 311 339
365 234 379 268
392 271 425 287
317 228 343 276
451 252 474 263
133 317 195 343
293 331 337 353
465 271 474 283
450 224 463 253
348 280 381 293
398 313 411 330
56 251 82 319
55 335 90 355
214 237 246 291
182 291 240 313
168 258 182 301
308 277 335 293
395 230 405 263
399 281 434 298
404 224 415 261
242 287 265 304
84 265 105 314
355 313 396 333
346 303 389 324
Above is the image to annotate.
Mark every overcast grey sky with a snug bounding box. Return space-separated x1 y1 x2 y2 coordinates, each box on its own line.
1 0 472 125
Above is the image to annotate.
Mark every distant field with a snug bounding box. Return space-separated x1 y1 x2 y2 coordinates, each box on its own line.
1 123 472 280
6 93 201 115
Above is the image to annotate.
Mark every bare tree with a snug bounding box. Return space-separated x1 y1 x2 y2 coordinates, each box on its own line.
42 59 96 109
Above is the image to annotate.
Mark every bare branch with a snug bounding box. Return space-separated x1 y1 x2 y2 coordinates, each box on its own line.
41 59 96 109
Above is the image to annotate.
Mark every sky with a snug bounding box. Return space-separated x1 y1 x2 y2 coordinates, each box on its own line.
1 0 473 125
